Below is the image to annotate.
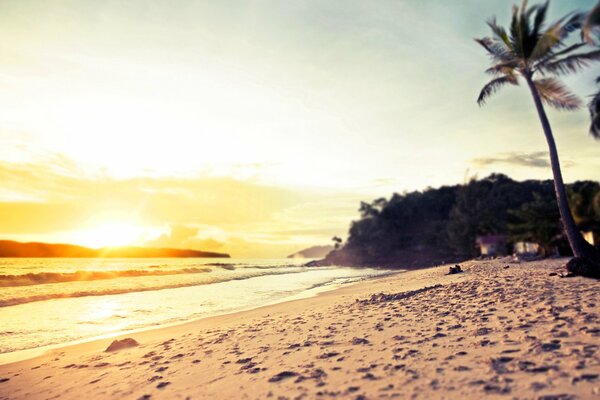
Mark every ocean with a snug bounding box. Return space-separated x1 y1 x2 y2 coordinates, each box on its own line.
0 258 394 357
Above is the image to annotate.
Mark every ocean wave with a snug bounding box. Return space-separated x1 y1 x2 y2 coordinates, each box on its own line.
0 268 310 307
204 263 298 270
0 267 213 287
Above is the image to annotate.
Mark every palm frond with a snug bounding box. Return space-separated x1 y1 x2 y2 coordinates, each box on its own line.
530 12 586 61
520 0 545 58
475 37 515 62
487 17 512 48
510 5 525 58
477 75 518 106
530 22 562 61
485 60 520 75
590 89 600 139
543 49 600 75
533 42 587 71
583 1 600 44
534 78 582 110
532 0 549 37
559 12 586 40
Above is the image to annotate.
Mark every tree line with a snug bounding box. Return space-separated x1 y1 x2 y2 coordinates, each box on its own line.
322 174 599 268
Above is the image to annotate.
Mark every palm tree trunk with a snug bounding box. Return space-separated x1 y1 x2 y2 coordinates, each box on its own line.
525 76 597 260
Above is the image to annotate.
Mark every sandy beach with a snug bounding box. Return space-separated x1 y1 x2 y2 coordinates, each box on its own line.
0 258 599 399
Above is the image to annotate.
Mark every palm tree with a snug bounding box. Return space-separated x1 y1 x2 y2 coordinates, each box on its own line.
584 1 600 139
476 0 600 266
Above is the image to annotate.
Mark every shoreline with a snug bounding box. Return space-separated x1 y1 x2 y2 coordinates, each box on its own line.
2 258 599 399
0 269 404 366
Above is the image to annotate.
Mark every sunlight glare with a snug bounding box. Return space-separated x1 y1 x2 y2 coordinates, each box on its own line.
77 222 145 248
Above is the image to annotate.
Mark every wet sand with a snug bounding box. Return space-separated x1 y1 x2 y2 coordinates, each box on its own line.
0 258 598 399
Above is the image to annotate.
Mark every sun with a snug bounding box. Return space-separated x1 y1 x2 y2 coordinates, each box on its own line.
76 222 145 248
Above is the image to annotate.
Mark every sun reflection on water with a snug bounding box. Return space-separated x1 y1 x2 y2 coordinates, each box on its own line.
79 298 123 323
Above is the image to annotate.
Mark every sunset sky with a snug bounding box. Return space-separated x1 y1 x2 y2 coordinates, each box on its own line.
1 0 599 257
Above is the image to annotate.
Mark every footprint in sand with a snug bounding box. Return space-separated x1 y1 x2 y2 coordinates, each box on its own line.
540 341 561 352
268 371 298 382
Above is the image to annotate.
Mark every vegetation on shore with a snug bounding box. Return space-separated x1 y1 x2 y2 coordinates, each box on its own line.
321 174 599 269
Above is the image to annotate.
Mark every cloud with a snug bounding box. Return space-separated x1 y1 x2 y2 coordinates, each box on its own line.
471 151 570 169
145 224 226 251
0 157 364 257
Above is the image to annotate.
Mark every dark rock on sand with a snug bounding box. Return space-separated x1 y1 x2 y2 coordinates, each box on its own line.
105 338 139 352
447 265 463 275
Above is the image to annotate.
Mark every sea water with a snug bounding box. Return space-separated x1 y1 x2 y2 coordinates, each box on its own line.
0 258 394 355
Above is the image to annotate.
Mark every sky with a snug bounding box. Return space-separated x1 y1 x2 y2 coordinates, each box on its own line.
0 0 599 257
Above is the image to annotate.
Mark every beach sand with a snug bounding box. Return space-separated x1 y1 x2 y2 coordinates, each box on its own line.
0 258 599 399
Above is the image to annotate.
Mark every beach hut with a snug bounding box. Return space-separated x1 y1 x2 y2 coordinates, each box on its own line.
513 241 539 256
475 235 507 257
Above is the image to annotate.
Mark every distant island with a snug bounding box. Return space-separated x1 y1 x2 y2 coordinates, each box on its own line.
0 240 230 258
287 245 334 259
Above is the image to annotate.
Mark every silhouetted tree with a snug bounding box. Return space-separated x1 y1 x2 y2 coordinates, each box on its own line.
447 174 512 255
331 236 343 250
476 1 600 270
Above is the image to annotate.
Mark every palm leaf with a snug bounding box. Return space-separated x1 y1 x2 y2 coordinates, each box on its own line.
534 42 587 70
532 0 549 37
510 5 525 58
475 38 515 62
559 12 586 40
485 60 520 75
487 17 512 48
543 49 600 75
590 89 600 139
583 1 600 44
530 23 562 61
477 75 518 106
534 78 581 110
530 12 586 61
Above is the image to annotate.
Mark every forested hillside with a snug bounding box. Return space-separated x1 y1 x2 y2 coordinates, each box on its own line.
320 174 600 268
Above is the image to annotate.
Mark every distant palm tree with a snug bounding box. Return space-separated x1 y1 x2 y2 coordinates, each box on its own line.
476 0 600 264
331 236 343 250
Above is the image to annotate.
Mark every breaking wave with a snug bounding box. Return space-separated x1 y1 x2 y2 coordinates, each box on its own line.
0 267 315 307
0 267 214 287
